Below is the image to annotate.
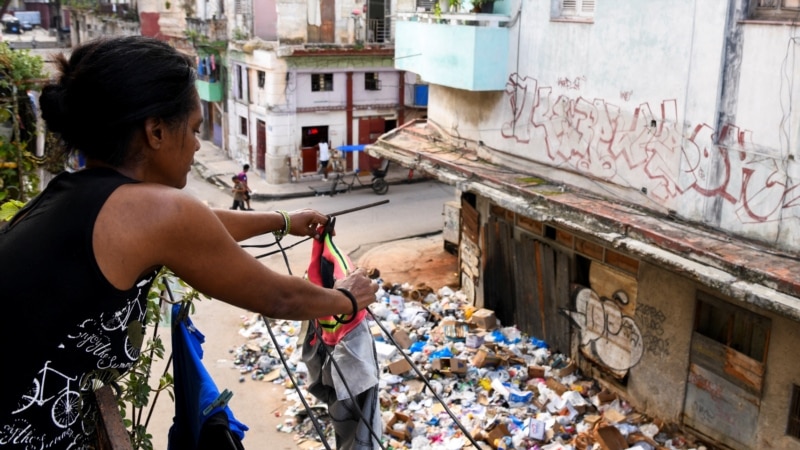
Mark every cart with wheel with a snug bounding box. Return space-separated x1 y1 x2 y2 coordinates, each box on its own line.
309 145 390 196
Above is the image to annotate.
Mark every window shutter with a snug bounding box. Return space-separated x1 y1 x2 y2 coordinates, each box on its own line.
581 0 595 13
563 0 578 14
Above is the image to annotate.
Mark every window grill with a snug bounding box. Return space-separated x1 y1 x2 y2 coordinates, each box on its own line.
312 73 334 92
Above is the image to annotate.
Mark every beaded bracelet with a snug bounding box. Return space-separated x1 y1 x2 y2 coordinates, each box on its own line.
334 288 359 324
273 210 290 240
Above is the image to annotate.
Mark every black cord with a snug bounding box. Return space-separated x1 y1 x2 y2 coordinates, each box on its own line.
256 225 385 449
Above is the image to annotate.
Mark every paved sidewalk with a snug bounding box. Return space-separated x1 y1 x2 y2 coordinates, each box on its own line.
192 139 423 201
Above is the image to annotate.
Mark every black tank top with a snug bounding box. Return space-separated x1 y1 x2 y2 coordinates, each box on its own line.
0 168 159 449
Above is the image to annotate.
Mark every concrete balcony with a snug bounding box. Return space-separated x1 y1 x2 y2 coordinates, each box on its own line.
394 12 510 91
196 79 223 102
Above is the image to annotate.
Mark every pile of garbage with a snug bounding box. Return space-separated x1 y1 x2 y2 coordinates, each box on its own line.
231 283 710 450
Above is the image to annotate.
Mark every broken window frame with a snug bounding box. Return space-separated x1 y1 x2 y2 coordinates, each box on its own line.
694 291 771 364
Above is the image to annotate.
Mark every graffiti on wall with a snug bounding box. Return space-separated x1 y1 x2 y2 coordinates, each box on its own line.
501 73 800 224
566 285 643 378
635 303 671 358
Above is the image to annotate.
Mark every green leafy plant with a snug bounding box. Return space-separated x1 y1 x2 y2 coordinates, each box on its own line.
0 198 24 220
232 27 248 41
0 42 47 202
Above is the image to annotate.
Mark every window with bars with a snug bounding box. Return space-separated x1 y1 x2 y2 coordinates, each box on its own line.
311 73 334 92
365 73 381 91
751 0 800 20
788 385 800 438
234 0 249 15
258 70 265 89
239 116 247 136
561 0 595 18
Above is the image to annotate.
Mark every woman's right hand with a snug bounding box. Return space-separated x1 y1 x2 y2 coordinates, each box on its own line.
334 268 379 311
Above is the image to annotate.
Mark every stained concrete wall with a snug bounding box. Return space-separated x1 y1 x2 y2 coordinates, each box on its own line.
624 261 696 423
754 312 800 449
427 0 800 252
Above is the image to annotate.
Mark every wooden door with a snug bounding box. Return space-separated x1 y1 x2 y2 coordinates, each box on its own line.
309 0 335 43
256 120 266 171
357 117 385 171
321 0 335 43
485 213 571 354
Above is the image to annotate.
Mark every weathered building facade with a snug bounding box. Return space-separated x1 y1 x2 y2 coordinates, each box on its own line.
370 1 800 449
223 0 429 183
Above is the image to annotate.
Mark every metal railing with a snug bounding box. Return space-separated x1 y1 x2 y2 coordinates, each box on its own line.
365 18 392 43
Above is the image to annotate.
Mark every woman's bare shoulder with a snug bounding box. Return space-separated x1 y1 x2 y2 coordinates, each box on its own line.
94 182 230 288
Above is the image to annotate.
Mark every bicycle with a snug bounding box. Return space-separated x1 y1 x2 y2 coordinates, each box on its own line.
13 360 81 429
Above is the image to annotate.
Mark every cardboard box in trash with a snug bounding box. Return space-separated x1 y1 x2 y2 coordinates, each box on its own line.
386 412 414 441
431 357 467 375
388 358 413 375
471 348 503 368
594 425 628 450
485 423 510 449
391 328 413 349
469 308 497 330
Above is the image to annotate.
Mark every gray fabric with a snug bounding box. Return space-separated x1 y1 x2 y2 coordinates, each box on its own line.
302 320 382 450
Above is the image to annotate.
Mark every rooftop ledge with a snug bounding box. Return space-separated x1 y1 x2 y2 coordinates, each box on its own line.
396 11 511 27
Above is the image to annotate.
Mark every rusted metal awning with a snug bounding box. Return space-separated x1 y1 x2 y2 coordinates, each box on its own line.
367 119 800 321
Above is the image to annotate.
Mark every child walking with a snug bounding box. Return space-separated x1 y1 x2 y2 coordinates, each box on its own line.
230 175 247 210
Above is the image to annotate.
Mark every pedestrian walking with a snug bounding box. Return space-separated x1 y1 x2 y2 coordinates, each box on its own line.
230 175 246 210
318 140 330 181
0 35 378 450
237 163 253 210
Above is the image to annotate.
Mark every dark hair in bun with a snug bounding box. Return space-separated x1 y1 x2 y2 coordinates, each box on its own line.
40 36 197 166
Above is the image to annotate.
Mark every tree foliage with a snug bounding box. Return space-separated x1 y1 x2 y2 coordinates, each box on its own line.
0 42 47 202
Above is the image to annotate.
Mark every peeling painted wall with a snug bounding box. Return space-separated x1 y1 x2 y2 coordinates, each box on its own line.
427 0 800 252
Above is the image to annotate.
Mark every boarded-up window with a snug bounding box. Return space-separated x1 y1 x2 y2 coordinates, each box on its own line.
695 292 770 363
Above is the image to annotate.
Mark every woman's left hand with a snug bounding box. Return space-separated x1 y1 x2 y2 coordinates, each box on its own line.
287 209 329 239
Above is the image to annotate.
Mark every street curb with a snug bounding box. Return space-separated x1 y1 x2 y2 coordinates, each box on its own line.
193 161 429 201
